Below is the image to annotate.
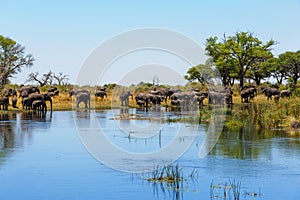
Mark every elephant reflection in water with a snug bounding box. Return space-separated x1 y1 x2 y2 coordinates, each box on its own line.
0 113 17 149
0 112 50 156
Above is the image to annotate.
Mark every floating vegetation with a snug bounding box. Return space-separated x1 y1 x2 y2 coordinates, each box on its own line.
146 164 200 200
147 164 184 189
210 179 262 200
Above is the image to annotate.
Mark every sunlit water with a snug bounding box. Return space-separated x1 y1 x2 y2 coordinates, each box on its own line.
0 110 299 200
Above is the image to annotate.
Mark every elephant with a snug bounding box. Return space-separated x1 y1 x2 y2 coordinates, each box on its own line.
261 87 279 100
135 93 153 111
32 100 47 113
291 121 300 129
28 93 52 113
22 97 30 109
165 88 180 100
147 94 164 106
197 91 209 98
241 89 251 103
12 97 18 108
171 99 181 106
149 88 166 96
76 93 90 109
274 94 280 103
48 86 58 93
170 92 200 109
136 100 146 107
95 90 107 99
1 88 17 97
11 88 17 97
208 91 225 104
225 93 233 104
47 90 59 97
47 87 59 97
240 87 256 103
96 87 106 92
0 96 9 110
20 90 29 99
171 92 195 101
120 91 133 106
18 86 40 98
280 90 292 98
194 95 206 106
69 89 89 97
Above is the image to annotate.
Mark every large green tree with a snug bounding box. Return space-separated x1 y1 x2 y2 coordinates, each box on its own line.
0 35 34 87
205 31 276 88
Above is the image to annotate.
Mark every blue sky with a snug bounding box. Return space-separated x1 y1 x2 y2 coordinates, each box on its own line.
1 0 300 85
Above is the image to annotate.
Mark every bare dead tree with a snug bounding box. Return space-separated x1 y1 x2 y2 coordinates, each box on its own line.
26 71 53 86
152 75 159 86
53 72 69 85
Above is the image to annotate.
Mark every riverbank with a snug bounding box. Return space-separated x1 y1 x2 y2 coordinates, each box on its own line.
3 92 300 134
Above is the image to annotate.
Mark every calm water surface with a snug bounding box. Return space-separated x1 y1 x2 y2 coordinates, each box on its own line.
0 109 299 200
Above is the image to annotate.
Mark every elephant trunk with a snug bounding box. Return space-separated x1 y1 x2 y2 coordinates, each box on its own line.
88 94 91 111
49 98 52 113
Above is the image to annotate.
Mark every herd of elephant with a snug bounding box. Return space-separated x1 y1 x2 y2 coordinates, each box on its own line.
0 86 59 113
0 85 293 113
129 86 292 110
240 86 292 103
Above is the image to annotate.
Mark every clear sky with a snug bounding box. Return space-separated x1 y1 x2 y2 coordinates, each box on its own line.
1 0 300 85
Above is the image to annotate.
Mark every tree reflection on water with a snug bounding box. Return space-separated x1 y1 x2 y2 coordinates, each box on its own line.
0 112 51 166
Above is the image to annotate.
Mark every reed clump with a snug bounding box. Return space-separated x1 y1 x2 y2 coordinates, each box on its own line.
147 164 184 190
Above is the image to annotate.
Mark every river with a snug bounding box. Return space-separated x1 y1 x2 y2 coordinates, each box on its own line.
0 109 299 199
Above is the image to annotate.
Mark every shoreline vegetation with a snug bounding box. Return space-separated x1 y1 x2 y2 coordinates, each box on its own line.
1 31 300 136
1 84 300 136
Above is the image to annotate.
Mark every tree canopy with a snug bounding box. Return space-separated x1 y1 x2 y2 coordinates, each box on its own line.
0 35 34 87
279 51 300 88
205 31 276 88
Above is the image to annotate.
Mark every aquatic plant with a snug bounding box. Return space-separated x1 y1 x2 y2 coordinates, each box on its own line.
210 179 261 200
147 164 184 190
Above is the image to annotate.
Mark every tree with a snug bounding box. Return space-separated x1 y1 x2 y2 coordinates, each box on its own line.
152 75 159 86
205 31 276 88
184 59 216 85
246 57 271 85
53 72 69 85
279 51 300 88
0 35 34 87
262 51 300 87
262 57 288 85
26 71 53 86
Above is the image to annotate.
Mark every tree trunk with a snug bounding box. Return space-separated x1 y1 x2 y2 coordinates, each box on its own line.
239 64 245 88
254 78 261 86
239 73 244 88
0 75 8 88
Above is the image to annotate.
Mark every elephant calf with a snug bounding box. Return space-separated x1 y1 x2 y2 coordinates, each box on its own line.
280 90 292 98
32 100 47 113
274 94 280 103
